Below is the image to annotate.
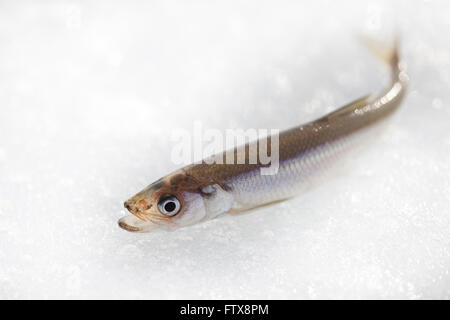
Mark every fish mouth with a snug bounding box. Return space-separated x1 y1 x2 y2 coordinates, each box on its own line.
120 200 158 232
118 215 157 233
124 200 149 221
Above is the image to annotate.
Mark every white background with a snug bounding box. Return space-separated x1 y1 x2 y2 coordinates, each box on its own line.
0 0 449 299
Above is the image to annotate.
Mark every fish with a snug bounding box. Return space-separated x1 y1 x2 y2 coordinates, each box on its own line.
119 38 408 232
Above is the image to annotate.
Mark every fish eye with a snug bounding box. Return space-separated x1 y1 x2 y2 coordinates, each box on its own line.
157 195 181 216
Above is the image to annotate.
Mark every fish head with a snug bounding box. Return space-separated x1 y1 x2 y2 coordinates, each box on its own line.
120 169 233 232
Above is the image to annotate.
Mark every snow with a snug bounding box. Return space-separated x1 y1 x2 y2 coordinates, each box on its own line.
0 0 449 299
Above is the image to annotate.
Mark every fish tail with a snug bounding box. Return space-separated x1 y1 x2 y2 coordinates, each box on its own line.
360 35 400 70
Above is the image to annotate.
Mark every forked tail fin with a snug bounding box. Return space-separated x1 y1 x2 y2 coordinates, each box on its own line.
360 35 400 70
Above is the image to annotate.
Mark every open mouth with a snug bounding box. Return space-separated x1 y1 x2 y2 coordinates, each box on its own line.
119 201 158 232
118 214 158 233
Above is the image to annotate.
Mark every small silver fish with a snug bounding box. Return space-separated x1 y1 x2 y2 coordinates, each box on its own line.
119 38 408 232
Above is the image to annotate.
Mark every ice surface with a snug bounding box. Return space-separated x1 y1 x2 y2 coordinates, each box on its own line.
0 0 449 299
